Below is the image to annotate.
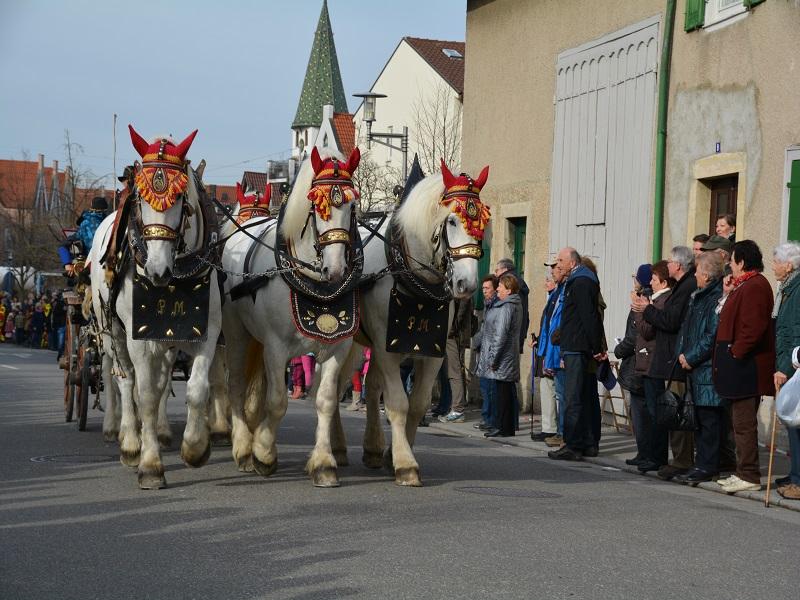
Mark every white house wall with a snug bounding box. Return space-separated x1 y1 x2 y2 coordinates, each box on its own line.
354 40 462 173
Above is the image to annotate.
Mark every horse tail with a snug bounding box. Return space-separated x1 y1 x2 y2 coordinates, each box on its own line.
243 339 265 431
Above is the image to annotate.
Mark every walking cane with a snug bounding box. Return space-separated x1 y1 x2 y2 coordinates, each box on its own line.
765 383 782 508
530 335 538 440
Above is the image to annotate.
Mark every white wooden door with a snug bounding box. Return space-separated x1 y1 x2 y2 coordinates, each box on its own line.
550 16 660 345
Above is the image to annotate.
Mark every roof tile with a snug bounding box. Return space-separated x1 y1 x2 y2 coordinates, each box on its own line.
403 37 465 95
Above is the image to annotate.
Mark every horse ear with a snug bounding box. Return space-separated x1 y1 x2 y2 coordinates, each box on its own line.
236 182 245 204
310 146 323 174
440 159 457 189
473 165 490 190
263 183 272 204
175 129 198 162
129 125 149 158
195 159 206 180
346 147 361 173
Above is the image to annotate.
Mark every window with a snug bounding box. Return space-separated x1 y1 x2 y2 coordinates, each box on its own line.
442 48 463 59
684 0 765 32
509 217 527 280
787 158 800 241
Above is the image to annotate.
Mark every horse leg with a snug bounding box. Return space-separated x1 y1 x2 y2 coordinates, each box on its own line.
330 350 355 467
405 357 443 445
362 365 385 469
114 333 140 467
135 352 171 489
156 349 175 449
101 352 120 443
208 348 231 446
251 356 287 477
223 312 254 472
306 352 349 487
180 351 213 468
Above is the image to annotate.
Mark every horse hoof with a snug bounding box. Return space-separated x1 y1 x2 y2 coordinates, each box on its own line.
119 450 140 468
138 469 166 490
211 431 232 447
181 441 211 468
158 434 173 449
395 467 422 487
311 467 340 488
253 455 277 477
333 450 348 467
362 451 384 469
103 430 119 444
235 454 254 473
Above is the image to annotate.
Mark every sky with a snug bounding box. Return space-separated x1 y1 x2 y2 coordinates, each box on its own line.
0 0 466 186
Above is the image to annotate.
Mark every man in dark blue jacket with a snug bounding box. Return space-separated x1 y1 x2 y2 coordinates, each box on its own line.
549 247 605 461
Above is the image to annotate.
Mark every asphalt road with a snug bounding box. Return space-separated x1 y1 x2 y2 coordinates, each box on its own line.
1 344 798 600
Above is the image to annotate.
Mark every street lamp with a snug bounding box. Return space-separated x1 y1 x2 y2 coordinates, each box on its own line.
353 92 409 181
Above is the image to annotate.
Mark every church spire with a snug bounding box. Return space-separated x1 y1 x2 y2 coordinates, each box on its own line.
292 0 348 129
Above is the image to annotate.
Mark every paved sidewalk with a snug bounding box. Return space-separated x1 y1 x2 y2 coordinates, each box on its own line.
425 408 800 513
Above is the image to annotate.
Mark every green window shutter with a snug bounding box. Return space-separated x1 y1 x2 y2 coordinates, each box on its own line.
684 0 706 31
474 240 491 310
743 0 766 8
788 160 800 242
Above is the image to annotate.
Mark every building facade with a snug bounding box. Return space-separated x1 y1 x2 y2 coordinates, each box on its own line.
462 0 800 402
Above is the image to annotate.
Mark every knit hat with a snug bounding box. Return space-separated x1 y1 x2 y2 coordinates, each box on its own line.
635 264 652 287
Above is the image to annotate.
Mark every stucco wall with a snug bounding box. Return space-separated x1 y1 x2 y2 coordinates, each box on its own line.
463 0 664 398
665 1 800 263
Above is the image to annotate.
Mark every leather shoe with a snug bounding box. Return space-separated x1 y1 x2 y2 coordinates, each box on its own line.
485 430 512 438
674 468 715 484
637 461 662 473
775 475 791 487
531 431 555 442
548 446 582 461
657 465 688 481
583 446 599 458
625 455 646 466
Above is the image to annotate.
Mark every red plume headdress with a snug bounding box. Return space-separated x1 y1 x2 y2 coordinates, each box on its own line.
129 125 197 211
439 160 491 240
236 182 272 224
306 147 361 221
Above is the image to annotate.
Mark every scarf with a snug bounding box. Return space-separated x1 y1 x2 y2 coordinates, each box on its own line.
731 270 759 289
773 268 799 319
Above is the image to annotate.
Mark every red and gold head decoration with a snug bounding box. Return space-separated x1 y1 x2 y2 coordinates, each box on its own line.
236 182 271 224
306 146 361 221
129 125 198 212
439 160 491 240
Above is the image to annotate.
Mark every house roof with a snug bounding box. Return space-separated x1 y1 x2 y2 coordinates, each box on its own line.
292 0 348 129
207 184 238 205
403 37 465 95
241 171 270 194
332 113 356 155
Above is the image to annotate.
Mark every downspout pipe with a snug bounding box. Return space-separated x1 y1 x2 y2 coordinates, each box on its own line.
652 0 677 261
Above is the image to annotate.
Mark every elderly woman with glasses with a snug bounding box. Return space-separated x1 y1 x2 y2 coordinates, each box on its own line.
673 252 726 484
772 241 800 500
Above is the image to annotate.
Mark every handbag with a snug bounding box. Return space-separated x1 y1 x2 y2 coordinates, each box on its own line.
655 360 698 431
776 368 800 428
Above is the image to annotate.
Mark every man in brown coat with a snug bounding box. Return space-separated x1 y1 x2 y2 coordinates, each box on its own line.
713 240 776 493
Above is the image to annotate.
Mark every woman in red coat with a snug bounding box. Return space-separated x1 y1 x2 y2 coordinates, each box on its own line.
713 240 775 493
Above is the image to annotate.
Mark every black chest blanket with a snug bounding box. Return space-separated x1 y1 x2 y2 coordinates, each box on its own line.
384 221 451 358
132 273 211 342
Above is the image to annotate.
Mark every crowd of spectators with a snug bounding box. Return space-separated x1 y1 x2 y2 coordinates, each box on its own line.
0 290 67 356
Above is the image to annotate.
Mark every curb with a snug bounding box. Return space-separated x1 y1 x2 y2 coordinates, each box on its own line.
424 418 800 514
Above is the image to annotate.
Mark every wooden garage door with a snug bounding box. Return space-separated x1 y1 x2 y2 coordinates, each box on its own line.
550 16 660 345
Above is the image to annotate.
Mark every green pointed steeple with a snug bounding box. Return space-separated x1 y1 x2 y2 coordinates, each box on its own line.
292 0 349 129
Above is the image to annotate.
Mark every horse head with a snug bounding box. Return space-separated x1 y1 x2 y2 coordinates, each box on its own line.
281 146 361 283
437 160 490 298
129 125 199 286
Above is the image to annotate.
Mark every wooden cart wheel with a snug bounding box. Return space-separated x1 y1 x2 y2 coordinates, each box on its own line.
76 346 89 431
63 313 75 422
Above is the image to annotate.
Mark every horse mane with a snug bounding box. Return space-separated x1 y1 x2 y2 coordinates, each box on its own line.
394 173 448 244
280 147 345 240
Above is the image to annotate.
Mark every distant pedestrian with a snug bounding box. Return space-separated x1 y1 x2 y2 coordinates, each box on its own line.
473 275 499 431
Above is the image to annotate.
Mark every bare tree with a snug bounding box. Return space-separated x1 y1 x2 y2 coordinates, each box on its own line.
411 82 462 174
350 149 402 213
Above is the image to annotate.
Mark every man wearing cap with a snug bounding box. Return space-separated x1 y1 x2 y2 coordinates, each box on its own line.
533 258 565 442
701 235 733 261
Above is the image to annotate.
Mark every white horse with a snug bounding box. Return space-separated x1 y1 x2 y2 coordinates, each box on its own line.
336 161 490 486
222 146 361 487
88 126 222 489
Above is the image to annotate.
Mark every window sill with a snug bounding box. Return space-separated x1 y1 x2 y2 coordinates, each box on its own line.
703 8 749 32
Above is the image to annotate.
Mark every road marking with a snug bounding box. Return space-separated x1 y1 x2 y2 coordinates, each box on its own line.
1 364 19 370
12 353 31 359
